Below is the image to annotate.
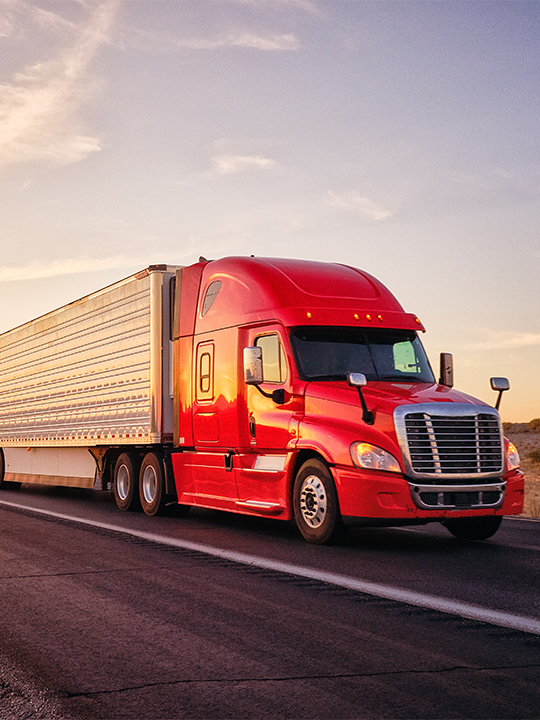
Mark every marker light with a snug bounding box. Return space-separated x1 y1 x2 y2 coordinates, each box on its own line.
505 439 520 471
350 442 401 473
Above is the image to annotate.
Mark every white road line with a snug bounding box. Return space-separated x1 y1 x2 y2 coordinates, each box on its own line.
2 499 540 637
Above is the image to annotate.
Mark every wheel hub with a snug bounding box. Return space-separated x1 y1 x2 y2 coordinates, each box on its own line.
142 465 157 504
299 475 327 528
116 465 129 501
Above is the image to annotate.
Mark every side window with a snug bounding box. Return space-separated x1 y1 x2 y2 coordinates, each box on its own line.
393 341 421 375
255 334 287 384
201 281 222 316
196 343 214 402
200 353 211 393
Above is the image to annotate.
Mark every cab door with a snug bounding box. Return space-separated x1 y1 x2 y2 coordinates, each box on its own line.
247 331 291 449
235 326 300 512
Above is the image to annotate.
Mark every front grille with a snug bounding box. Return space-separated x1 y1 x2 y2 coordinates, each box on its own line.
405 413 501 474
394 404 504 481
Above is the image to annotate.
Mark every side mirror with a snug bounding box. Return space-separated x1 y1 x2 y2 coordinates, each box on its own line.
347 373 374 425
491 377 510 410
244 347 286 404
244 347 263 385
439 353 454 388
348 372 367 388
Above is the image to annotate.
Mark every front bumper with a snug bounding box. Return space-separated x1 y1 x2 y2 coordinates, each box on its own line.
333 465 524 520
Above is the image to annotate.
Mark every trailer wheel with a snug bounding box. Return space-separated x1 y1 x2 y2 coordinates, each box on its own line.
443 516 502 541
0 449 21 490
293 459 344 545
139 452 166 516
113 453 141 511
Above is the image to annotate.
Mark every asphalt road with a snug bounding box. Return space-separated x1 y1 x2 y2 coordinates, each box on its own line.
0 485 539 720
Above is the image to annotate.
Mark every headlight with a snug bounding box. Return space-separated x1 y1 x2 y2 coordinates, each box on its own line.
350 442 401 473
505 438 520 471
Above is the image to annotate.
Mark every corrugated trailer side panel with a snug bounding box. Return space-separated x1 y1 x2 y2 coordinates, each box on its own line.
0 267 176 448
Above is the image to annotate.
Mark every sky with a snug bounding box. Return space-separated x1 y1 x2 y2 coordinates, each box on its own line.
0 0 539 422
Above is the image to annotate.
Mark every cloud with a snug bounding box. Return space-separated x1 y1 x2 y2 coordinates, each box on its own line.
0 16 14 38
227 32 298 50
326 190 395 221
125 27 299 52
0 0 120 170
470 332 540 350
211 154 277 175
226 0 322 14
30 6 80 34
0 255 150 282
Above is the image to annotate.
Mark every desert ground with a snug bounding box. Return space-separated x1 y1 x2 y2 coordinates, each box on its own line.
505 423 540 518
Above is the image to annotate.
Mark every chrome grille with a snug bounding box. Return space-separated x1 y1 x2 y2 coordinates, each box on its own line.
394 404 504 481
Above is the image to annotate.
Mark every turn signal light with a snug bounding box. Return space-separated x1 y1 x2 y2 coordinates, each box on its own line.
505 439 520 471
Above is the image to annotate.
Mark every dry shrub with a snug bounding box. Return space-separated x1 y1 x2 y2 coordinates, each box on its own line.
528 418 540 432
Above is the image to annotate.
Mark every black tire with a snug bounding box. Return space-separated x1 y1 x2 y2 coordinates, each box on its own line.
0 449 21 490
113 453 141 511
293 459 344 544
139 452 166 516
443 516 502 541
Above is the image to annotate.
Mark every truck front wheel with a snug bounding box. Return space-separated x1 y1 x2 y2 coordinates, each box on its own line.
139 452 166 516
293 459 344 545
443 516 502 541
113 453 141 512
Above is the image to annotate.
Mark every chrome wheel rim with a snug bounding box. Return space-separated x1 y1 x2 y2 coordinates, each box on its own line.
142 465 157 504
299 475 327 528
116 464 130 501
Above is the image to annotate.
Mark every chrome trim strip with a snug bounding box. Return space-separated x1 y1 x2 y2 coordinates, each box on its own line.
253 455 287 471
409 481 505 510
242 468 283 474
235 500 284 515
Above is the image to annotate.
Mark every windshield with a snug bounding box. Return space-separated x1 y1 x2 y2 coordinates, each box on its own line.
290 327 435 383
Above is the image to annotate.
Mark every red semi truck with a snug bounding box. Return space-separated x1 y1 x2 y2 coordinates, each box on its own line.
0 256 523 543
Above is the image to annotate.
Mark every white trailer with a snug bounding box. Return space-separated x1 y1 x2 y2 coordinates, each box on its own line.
0 265 179 499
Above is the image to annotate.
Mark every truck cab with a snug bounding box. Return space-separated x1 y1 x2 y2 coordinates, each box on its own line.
170 256 523 543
